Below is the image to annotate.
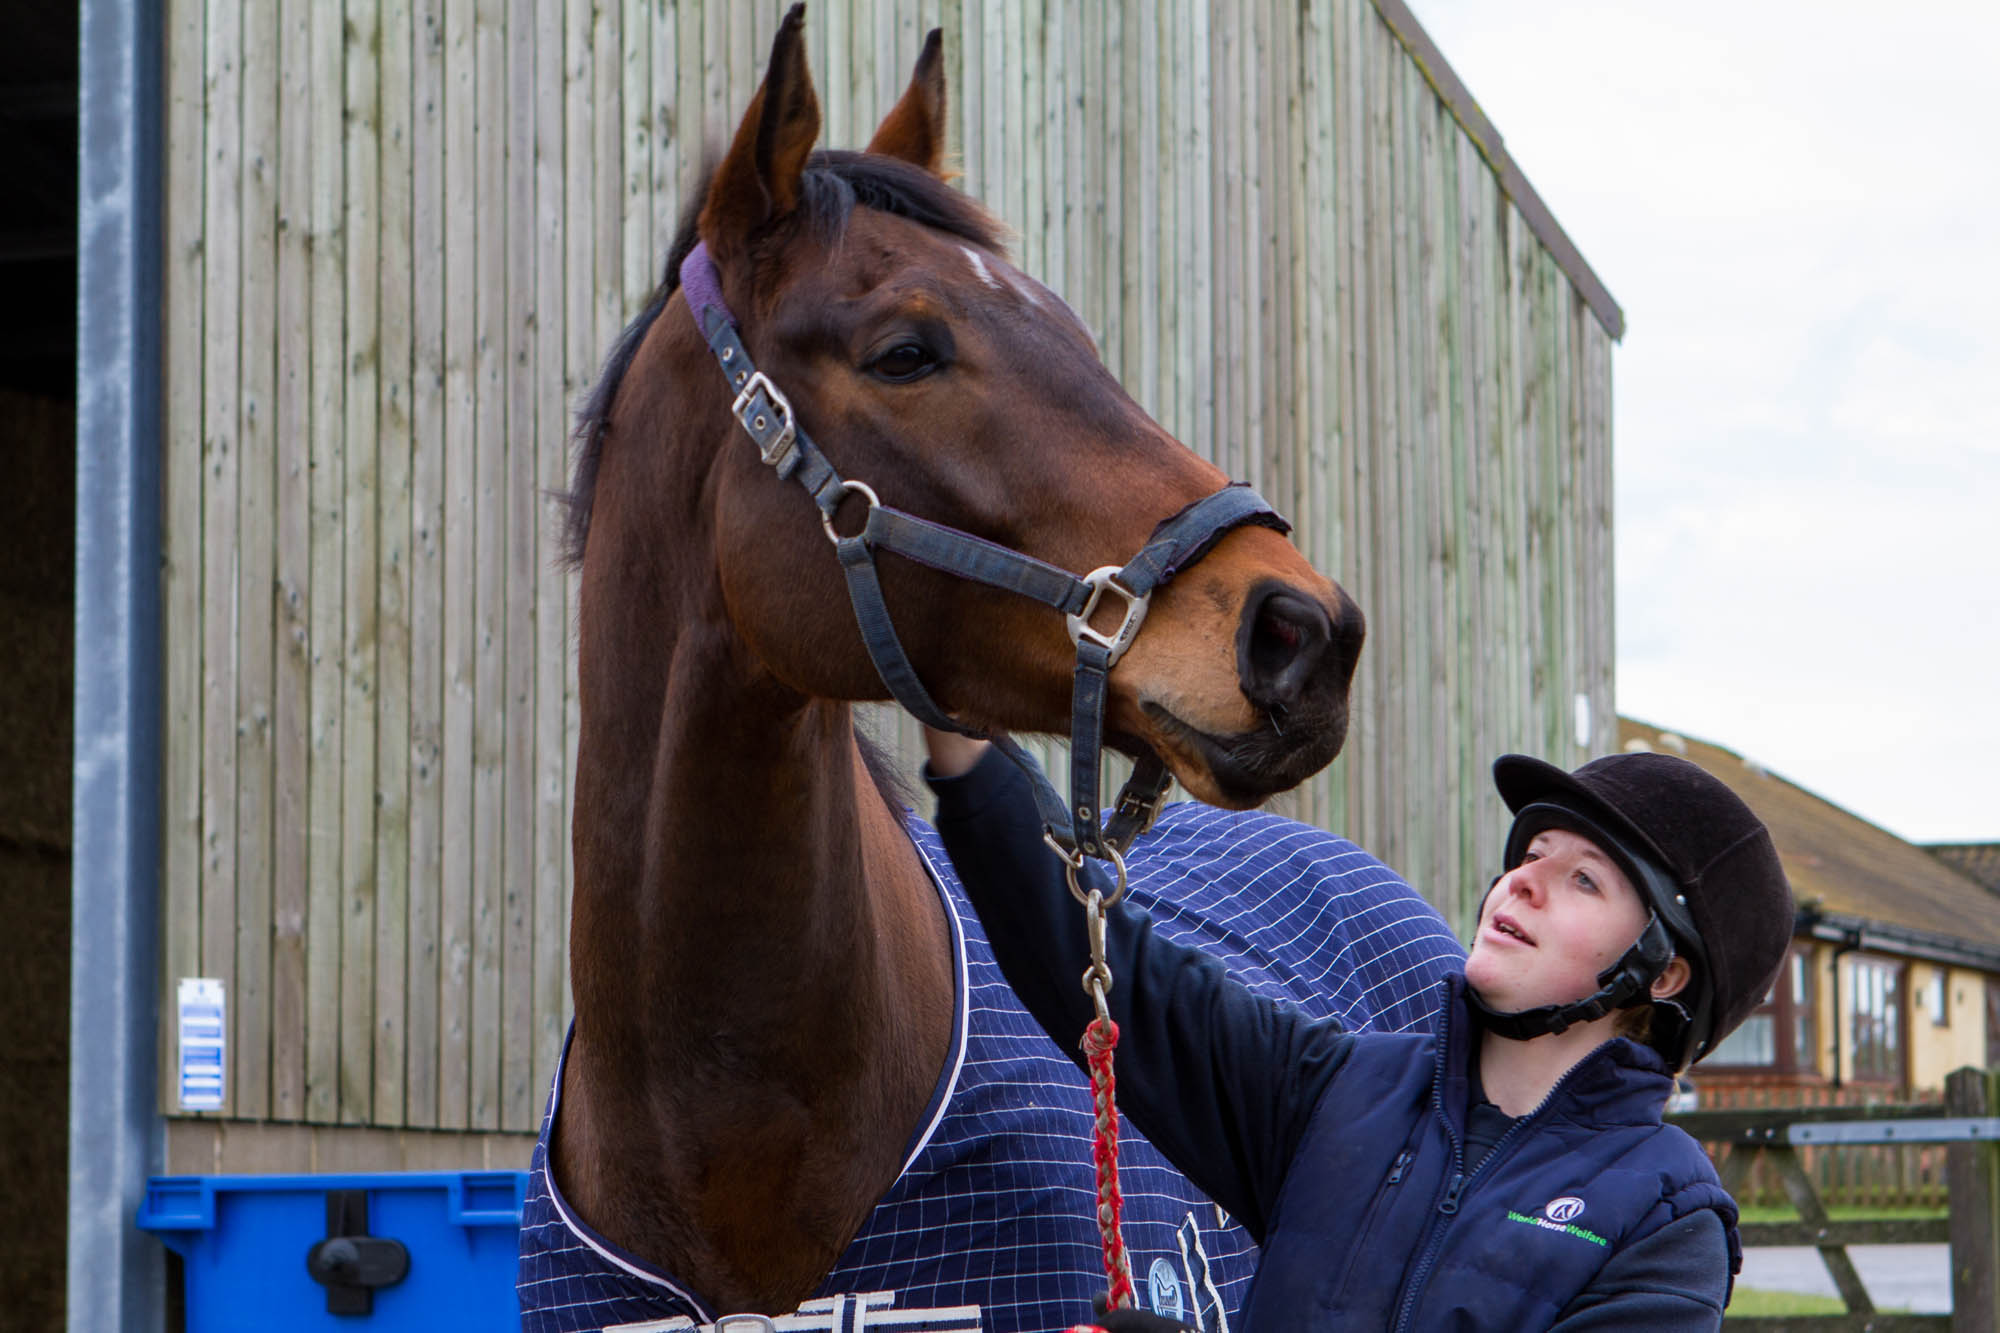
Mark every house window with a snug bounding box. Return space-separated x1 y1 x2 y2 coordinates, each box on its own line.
1925 968 1951 1028
1848 956 1903 1082
1712 996 1775 1066
1789 949 1817 1071
1708 946 1815 1074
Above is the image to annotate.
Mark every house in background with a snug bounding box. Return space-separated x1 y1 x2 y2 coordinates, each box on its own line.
1618 718 2000 1099
1927 841 2000 1068
1928 843 2000 896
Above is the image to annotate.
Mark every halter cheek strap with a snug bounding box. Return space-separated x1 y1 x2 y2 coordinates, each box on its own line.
678 241 1291 864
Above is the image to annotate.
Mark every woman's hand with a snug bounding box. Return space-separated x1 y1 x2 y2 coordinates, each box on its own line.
921 725 990 779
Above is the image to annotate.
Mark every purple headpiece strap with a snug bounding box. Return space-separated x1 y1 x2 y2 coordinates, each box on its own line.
679 241 735 335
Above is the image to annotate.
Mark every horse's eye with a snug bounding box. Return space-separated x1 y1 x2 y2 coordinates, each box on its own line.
869 341 939 384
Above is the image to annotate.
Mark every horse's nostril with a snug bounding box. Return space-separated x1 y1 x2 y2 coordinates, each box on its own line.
1240 588 1333 710
1259 606 1301 654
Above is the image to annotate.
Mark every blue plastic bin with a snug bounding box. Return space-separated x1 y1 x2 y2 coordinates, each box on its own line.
138 1171 527 1331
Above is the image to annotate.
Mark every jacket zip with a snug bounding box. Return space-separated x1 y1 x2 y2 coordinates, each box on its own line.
1389 1030 1602 1333
1329 1142 1424 1302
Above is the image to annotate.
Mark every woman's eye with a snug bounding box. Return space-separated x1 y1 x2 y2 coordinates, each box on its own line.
1576 872 1598 894
871 342 938 383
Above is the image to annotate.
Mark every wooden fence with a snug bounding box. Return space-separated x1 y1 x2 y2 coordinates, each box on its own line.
160 0 1617 1136
1674 1068 2000 1330
1700 1081 1955 1213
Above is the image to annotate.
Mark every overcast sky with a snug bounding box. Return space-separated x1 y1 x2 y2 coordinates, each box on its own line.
1403 0 1998 845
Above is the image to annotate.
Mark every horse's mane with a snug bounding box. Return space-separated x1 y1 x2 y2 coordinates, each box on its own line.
854 726 918 816
558 151 1006 569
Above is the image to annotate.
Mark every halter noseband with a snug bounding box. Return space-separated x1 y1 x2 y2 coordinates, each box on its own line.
679 241 1291 873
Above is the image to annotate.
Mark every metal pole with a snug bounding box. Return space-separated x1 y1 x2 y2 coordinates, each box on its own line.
72 0 166 1328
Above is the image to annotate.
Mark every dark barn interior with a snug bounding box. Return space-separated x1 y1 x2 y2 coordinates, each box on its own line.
0 3 78 1330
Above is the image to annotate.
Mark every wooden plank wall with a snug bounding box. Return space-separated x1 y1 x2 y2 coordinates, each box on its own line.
161 0 1614 1134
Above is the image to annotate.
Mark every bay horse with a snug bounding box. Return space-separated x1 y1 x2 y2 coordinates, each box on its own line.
523 9 1445 1330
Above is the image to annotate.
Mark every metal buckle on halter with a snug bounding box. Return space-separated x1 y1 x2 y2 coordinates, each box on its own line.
1065 567 1150 668
731 370 798 468
1109 783 1169 847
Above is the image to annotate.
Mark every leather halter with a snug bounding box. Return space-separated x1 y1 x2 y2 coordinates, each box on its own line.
679 241 1291 869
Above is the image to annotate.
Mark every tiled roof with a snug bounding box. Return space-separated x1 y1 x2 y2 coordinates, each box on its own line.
1617 718 2000 959
1927 843 2000 894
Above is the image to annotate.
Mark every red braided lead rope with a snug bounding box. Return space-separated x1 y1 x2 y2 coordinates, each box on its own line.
1082 1013 1135 1314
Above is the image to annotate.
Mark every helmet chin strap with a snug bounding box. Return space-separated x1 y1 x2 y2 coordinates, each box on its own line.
1468 913 1676 1041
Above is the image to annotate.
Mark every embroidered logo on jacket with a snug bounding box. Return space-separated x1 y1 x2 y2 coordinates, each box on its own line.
1505 1196 1608 1248
1543 1196 1586 1224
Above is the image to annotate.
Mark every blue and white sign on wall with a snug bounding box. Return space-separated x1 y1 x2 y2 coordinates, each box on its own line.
177 978 226 1111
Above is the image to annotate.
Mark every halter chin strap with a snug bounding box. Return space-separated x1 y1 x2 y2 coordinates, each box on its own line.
1467 912 1682 1041
679 241 1290 864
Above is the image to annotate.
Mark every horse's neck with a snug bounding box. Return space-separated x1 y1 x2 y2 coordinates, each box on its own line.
562 616 953 1309
573 620 936 1002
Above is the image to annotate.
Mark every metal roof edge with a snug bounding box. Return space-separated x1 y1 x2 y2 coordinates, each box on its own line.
1367 0 1626 341
1800 909 2000 975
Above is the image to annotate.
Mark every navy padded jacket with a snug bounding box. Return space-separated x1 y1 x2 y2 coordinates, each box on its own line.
931 748 1738 1331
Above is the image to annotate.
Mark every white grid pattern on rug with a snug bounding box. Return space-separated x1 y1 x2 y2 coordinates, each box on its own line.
518 806 1467 1333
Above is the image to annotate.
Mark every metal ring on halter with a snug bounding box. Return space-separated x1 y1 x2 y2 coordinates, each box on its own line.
1052 839 1127 910
1064 566 1150 668
820 479 882 545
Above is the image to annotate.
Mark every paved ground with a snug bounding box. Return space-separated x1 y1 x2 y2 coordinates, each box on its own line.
1737 1244 1951 1313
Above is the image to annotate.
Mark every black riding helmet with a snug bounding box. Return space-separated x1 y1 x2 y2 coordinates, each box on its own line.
1470 750 1795 1068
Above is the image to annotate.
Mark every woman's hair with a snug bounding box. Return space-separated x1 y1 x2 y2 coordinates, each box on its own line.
1614 1004 1657 1045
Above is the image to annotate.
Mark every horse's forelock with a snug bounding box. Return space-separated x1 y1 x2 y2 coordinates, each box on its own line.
559 152 1004 569
802 150 1005 253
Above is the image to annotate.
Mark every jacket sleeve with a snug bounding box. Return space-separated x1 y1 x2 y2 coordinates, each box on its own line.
925 745 1354 1243
1547 1208 1729 1331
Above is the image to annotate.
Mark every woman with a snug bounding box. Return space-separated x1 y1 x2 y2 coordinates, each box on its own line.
922 729 1794 1331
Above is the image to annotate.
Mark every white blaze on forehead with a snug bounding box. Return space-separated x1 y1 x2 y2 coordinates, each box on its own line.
958 244 1095 343
964 245 1053 310
960 246 1002 291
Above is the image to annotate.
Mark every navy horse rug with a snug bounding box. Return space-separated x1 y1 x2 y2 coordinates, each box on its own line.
518 805 1465 1333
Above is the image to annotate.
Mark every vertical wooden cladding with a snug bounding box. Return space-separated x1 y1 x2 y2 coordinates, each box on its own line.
163 0 587 1133
161 0 1614 1132
908 0 1614 932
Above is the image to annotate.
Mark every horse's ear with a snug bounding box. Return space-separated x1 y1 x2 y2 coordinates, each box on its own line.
865 28 947 175
701 3 820 268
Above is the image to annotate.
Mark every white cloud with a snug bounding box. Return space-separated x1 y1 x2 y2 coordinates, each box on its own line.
1409 0 2000 841
1829 333 2000 462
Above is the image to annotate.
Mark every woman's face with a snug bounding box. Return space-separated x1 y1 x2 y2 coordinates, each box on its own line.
1464 826 1652 1014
